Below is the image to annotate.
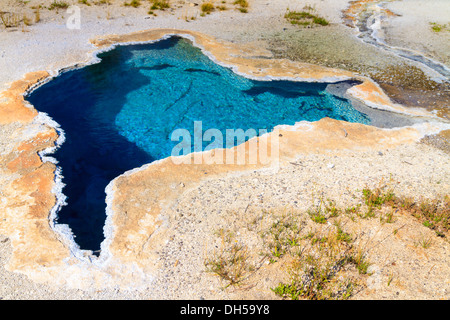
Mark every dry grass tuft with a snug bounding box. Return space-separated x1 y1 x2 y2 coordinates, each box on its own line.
201 2 215 14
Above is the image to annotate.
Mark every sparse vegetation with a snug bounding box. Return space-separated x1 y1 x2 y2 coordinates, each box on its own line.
362 186 395 208
204 203 373 299
284 5 329 27
307 199 340 224
124 0 141 7
355 183 448 237
150 0 170 10
78 0 91 6
201 2 215 14
48 1 70 10
430 22 449 32
233 0 248 13
0 12 21 28
414 234 433 249
94 0 111 4
204 229 258 287
204 178 448 299
233 0 248 7
269 223 368 300
399 196 449 237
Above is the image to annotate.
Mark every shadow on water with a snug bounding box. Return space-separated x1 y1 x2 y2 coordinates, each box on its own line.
27 46 155 253
26 36 370 254
244 80 327 99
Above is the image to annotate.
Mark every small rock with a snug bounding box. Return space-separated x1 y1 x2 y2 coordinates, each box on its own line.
327 163 335 169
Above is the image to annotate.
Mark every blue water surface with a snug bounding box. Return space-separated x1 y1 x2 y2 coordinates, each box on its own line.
27 36 370 253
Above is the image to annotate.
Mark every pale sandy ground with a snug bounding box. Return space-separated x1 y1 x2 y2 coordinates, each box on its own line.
384 0 450 66
0 0 449 300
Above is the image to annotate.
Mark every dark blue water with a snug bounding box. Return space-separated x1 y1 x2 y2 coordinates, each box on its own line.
26 36 370 253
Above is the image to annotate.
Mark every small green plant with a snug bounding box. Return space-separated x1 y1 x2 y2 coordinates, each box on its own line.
307 199 341 224
49 1 69 10
324 199 341 217
201 2 215 14
271 243 284 258
395 195 449 237
387 272 394 286
350 250 371 274
233 0 248 7
414 235 433 249
335 225 353 244
430 22 449 32
361 205 376 219
78 0 91 5
379 209 396 224
309 211 327 224
233 0 248 13
344 204 361 219
150 0 170 10
362 187 395 208
124 0 141 7
204 240 255 287
312 16 329 26
258 209 306 262
284 8 329 27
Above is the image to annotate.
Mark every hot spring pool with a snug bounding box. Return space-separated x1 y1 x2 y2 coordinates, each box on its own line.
26 36 370 253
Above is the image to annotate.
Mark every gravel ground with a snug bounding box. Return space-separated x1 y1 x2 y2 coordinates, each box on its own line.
145 143 450 300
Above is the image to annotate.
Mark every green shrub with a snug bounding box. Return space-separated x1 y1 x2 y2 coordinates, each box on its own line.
284 9 329 27
150 0 170 10
124 0 141 8
201 2 215 14
49 1 69 10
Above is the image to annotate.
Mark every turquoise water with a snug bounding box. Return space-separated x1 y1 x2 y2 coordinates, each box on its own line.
27 36 370 252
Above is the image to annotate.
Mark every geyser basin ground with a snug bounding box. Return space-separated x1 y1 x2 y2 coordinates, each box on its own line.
26 36 371 253
1 29 447 292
